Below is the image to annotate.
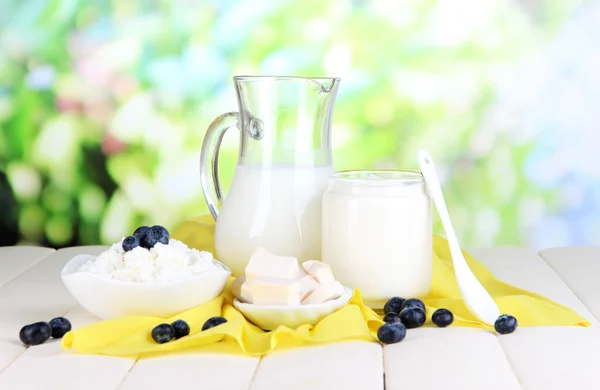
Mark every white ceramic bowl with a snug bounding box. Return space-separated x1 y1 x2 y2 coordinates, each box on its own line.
233 287 353 331
61 254 231 320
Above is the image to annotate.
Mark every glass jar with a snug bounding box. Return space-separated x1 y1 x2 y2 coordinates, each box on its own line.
321 170 433 309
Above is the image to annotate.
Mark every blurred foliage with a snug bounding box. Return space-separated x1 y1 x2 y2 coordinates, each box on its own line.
0 0 595 248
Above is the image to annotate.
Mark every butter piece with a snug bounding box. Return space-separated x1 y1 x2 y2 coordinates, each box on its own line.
249 277 301 305
301 260 317 273
231 276 246 299
240 282 254 303
302 281 345 304
302 260 335 284
245 247 301 282
299 266 308 277
298 275 319 301
232 276 254 303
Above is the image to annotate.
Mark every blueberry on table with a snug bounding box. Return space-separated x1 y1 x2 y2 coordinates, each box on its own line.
494 314 518 335
171 319 190 339
400 298 426 313
383 312 401 324
122 236 140 252
377 322 406 344
152 324 175 344
133 226 150 239
202 316 228 331
432 309 454 328
400 307 426 329
383 297 405 315
19 322 52 346
141 225 170 249
48 317 72 338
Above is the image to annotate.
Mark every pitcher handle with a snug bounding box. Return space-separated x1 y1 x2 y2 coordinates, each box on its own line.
200 112 239 220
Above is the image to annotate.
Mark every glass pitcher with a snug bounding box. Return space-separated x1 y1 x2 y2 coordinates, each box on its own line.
200 76 340 276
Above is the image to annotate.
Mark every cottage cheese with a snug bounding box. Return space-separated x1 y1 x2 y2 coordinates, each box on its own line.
78 238 219 282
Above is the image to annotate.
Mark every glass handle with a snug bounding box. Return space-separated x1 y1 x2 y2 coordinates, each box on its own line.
200 112 239 220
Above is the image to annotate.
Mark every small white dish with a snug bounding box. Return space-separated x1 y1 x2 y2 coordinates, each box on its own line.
61 254 231 320
233 287 353 331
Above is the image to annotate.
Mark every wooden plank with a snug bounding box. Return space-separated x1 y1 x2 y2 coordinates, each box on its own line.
0 246 106 340
0 247 105 372
498 327 600 389
0 341 24 377
120 350 259 390
473 248 600 388
0 295 135 390
0 246 55 288
250 341 383 390
0 341 134 390
471 247 597 324
0 246 137 390
539 246 600 321
384 327 520 390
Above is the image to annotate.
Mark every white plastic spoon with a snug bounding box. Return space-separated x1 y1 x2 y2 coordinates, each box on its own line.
417 149 501 325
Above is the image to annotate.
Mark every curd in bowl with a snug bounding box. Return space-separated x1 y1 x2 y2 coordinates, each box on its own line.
61 239 231 319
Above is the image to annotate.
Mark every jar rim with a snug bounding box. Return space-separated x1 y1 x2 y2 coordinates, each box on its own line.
330 169 423 184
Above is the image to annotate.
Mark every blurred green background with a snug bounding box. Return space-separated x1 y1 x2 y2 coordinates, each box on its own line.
1 0 598 249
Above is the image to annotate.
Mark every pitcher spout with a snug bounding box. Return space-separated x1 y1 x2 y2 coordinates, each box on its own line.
308 77 340 93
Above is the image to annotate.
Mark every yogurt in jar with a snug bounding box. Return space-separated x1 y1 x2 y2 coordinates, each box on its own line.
321 170 433 309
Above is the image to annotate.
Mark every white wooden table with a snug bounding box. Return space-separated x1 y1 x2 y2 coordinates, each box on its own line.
0 245 599 390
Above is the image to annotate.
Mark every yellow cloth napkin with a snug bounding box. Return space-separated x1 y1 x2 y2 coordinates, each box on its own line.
62 215 590 357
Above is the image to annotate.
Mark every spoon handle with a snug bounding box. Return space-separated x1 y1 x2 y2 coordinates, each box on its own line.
417 150 463 261
417 149 501 325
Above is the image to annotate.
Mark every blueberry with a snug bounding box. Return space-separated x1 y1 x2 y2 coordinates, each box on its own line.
377 322 406 344
48 317 72 338
494 314 518 335
202 316 227 331
141 225 169 249
133 226 150 239
19 322 52 346
431 309 454 327
400 307 426 329
383 312 401 324
383 297 405 315
122 236 140 252
151 323 175 344
400 298 426 312
171 319 190 339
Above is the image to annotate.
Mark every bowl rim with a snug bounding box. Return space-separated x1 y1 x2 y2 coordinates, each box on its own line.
61 253 231 286
233 286 353 310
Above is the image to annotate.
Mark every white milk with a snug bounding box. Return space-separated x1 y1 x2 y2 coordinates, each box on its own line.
321 171 433 309
214 164 332 276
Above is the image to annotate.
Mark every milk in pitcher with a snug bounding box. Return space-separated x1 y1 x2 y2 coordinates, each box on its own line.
215 164 332 276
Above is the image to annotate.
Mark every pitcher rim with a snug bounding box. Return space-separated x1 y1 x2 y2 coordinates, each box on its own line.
233 75 340 82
